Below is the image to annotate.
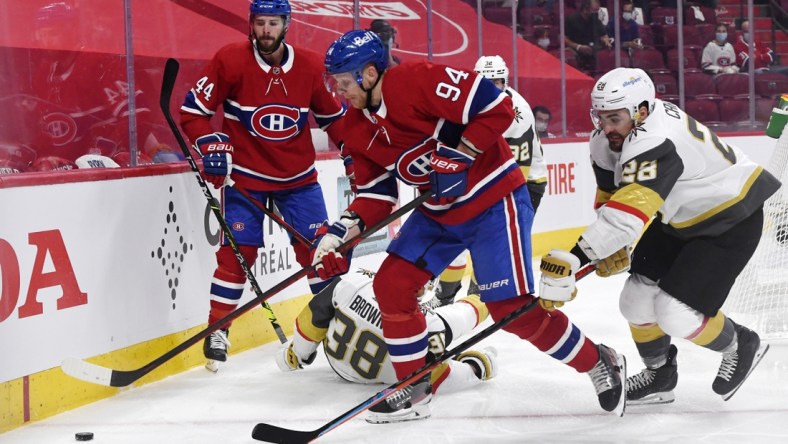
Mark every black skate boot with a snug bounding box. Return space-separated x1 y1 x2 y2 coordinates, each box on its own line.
366 373 432 424
588 344 627 416
431 279 461 307
627 344 678 405
203 328 230 373
713 322 770 401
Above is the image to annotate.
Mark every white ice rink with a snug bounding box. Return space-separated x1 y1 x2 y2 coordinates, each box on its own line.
4 270 788 444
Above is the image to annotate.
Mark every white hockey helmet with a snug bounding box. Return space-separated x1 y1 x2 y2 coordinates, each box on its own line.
474 55 509 87
590 67 655 127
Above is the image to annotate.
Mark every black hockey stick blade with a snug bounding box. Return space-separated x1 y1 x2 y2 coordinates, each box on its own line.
251 264 595 443
61 190 433 387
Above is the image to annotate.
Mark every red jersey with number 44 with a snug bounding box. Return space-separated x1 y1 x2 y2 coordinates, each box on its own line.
180 42 345 191
344 60 524 226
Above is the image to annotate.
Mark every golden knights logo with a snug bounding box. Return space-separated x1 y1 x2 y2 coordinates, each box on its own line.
628 122 647 141
596 82 606 91
513 105 523 123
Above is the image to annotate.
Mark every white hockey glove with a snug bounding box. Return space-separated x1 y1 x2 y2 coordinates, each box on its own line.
275 341 317 372
538 249 580 311
595 245 632 277
310 211 363 280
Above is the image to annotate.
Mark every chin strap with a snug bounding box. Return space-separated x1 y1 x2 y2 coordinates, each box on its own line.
363 69 385 111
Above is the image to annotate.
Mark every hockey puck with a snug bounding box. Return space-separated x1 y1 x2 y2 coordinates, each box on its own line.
75 432 94 441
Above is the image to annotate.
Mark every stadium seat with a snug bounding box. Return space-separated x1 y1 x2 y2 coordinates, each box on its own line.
662 25 703 48
684 71 718 97
639 25 654 46
661 94 681 105
755 72 788 98
685 6 717 25
695 23 716 43
595 49 629 74
651 7 677 26
719 97 753 123
651 72 678 96
667 48 701 72
755 96 778 122
520 7 554 26
630 47 665 70
685 99 721 123
483 6 515 26
714 73 751 97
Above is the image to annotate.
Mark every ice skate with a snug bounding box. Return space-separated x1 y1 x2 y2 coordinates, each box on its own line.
627 344 678 405
204 328 230 373
456 346 498 381
588 344 627 416
366 373 432 424
713 323 770 401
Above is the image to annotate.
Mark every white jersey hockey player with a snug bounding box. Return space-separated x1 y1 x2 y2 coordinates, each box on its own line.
276 268 497 420
538 67 779 405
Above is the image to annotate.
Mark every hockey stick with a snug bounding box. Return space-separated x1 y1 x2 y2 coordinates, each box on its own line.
159 57 287 344
61 189 431 387
251 263 596 443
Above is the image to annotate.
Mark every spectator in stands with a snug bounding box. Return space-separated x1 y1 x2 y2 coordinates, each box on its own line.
369 19 400 67
534 27 551 51
734 19 774 72
606 1 642 50
533 105 556 139
701 23 739 74
565 0 613 73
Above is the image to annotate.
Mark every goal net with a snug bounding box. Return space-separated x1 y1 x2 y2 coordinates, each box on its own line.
722 118 788 340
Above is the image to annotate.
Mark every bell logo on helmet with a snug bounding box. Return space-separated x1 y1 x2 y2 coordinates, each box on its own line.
352 32 375 46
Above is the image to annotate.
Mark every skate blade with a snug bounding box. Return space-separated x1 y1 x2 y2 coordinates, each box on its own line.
365 406 431 424
614 353 627 418
721 343 770 401
627 391 676 405
205 360 220 373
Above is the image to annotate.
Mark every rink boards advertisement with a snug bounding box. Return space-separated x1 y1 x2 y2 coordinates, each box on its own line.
0 134 774 431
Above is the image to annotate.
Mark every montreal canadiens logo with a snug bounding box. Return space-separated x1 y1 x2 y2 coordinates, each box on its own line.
250 104 303 141
395 139 434 186
233 222 245 231
42 112 78 146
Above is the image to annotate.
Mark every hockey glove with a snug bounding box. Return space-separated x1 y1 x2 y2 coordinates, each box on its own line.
595 245 631 278
538 249 580 311
275 341 317 372
310 212 363 280
196 132 234 189
429 143 474 201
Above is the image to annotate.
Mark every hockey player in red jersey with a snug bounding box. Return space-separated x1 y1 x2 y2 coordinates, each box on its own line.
179 0 345 369
315 30 627 423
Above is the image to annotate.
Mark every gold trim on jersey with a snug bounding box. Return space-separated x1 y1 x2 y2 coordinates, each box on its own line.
609 183 664 219
669 166 763 229
296 308 328 342
595 188 614 208
457 294 489 325
629 322 667 343
688 311 726 347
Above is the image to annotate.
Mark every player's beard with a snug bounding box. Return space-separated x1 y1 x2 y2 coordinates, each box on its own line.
606 132 625 152
255 32 285 55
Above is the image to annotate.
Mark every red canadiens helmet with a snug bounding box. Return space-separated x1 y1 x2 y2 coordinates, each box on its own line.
29 156 77 172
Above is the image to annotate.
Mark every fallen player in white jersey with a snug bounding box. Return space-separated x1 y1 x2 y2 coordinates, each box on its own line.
275 268 496 423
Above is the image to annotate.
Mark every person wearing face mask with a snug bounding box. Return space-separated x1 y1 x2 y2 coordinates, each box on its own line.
701 24 738 74
533 105 555 138
534 27 552 51
606 1 642 49
565 0 613 73
733 20 773 72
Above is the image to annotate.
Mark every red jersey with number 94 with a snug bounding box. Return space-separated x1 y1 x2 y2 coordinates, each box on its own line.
344 60 525 226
